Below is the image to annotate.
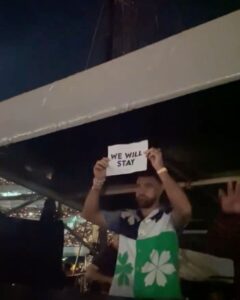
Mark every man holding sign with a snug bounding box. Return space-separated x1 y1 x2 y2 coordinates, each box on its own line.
82 146 191 299
106 140 149 176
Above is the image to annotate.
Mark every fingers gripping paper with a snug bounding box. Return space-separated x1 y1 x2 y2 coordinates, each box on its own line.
106 140 148 176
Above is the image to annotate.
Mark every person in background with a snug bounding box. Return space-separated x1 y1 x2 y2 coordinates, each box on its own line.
40 198 58 222
207 182 240 300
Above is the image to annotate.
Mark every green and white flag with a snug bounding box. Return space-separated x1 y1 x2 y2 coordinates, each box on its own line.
110 231 182 299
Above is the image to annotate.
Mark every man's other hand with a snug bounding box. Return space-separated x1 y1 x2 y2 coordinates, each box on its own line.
145 147 164 171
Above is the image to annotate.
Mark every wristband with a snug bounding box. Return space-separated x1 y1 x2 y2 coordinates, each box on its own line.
91 178 106 190
156 167 168 175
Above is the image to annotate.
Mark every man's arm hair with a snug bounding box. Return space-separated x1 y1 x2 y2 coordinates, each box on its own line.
159 171 192 228
85 263 112 285
145 148 191 228
81 158 109 227
81 188 107 227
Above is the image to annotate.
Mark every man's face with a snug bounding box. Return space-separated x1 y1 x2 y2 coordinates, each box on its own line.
135 176 163 209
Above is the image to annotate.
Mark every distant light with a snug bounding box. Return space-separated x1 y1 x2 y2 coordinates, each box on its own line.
0 191 34 197
46 172 53 180
25 165 33 172
29 212 33 217
1 191 22 197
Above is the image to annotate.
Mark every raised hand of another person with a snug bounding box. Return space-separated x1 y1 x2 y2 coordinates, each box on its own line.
219 182 240 214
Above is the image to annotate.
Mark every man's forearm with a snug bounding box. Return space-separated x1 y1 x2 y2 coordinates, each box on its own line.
81 188 101 220
81 158 109 226
92 272 112 286
81 180 106 227
86 264 112 285
158 170 192 225
145 148 191 226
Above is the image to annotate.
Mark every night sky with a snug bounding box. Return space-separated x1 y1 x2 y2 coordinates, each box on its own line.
0 1 239 207
0 0 103 101
0 0 239 102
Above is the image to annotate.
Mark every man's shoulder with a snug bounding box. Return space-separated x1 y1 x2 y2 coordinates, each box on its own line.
120 209 141 225
152 207 175 230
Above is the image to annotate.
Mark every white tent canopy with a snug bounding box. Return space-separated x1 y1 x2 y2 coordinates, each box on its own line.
0 10 239 147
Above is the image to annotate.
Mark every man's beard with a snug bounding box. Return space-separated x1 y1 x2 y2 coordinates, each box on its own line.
136 196 157 209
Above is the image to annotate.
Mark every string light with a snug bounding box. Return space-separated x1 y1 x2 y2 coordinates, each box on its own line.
0 177 15 186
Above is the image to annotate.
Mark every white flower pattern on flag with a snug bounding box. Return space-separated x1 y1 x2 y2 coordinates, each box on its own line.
141 250 176 287
121 210 140 225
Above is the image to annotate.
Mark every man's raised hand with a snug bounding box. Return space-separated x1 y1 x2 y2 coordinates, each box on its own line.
145 147 164 171
93 158 109 180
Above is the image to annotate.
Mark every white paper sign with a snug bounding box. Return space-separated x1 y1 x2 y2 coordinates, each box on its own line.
106 140 149 176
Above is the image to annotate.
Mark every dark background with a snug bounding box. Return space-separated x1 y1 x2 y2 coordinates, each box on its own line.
0 0 239 101
0 0 239 218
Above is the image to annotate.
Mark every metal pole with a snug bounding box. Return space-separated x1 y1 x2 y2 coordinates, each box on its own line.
73 244 82 276
5 195 45 216
63 224 96 253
